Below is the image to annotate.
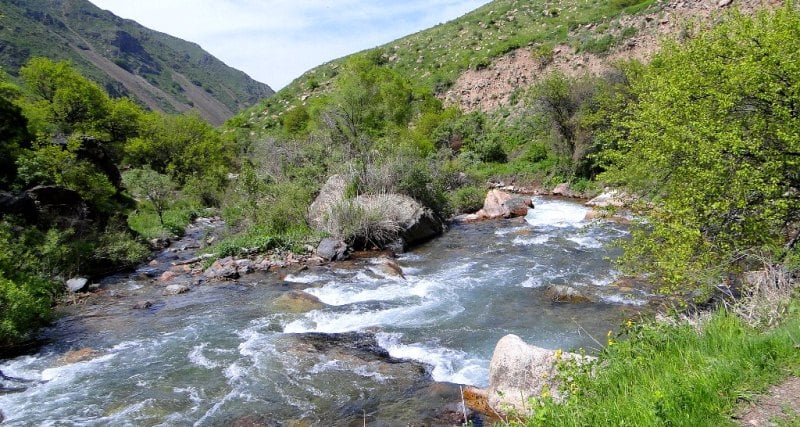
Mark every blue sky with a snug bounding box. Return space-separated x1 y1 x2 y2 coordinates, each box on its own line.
88 0 489 89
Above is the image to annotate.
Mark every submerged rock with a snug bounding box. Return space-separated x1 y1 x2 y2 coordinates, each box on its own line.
375 257 406 279
545 285 592 303
163 284 190 296
59 348 99 365
132 300 153 309
273 290 324 313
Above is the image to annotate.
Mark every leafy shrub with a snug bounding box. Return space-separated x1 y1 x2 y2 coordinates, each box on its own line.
449 185 485 214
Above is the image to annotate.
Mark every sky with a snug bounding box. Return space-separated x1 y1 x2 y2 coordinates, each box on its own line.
88 0 489 90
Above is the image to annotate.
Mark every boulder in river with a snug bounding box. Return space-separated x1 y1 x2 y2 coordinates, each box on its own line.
545 285 592 303
203 256 240 280
316 237 350 261
474 189 533 220
307 174 348 231
472 334 593 416
308 175 444 251
163 284 190 296
58 348 99 365
65 277 89 293
273 290 324 313
585 189 630 208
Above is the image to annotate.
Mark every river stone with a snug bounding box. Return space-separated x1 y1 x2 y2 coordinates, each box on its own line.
316 237 350 261
163 284 190 296
159 270 180 282
59 348 98 365
132 300 153 309
475 189 532 220
585 189 631 208
375 258 406 279
204 256 240 280
307 174 348 230
486 334 589 415
65 277 89 293
273 290 324 313
545 285 592 303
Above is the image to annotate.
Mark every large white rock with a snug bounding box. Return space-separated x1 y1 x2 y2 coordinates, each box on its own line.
485 334 590 415
65 277 88 293
585 189 630 208
475 189 532 220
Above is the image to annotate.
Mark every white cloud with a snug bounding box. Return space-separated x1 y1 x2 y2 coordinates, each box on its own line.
88 0 488 89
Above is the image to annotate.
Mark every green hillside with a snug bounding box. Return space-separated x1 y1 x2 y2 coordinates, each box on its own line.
0 0 273 124
242 0 656 128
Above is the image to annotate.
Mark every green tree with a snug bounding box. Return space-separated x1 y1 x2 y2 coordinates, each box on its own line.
122 168 176 225
602 6 800 290
0 94 33 188
20 58 110 134
126 111 233 185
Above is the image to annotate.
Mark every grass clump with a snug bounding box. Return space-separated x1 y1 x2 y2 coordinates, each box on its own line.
515 305 800 426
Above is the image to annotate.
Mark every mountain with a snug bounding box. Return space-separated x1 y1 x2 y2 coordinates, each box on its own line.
242 0 773 128
0 0 274 124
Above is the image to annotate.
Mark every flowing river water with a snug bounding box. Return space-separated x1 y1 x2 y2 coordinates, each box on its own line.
0 197 647 425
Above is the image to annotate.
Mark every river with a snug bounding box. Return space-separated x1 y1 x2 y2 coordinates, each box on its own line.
0 197 646 425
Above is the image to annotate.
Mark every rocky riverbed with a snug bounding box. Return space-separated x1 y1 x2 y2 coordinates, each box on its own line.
0 197 653 425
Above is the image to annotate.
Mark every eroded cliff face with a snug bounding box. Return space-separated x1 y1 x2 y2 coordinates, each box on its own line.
444 0 782 113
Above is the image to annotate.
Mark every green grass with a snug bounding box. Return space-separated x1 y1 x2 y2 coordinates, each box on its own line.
127 202 199 240
516 306 800 426
210 224 315 258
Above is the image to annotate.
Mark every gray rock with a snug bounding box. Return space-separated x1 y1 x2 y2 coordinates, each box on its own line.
474 189 532 220
235 259 254 274
273 290 324 313
132 301 153 309
203 257 239 280
585 189 630 208
307 174 348 230
545 285 592 303
718 0 733 7
163 284 190 296
316 237 350 261
485 334 592 415
66 277 89 293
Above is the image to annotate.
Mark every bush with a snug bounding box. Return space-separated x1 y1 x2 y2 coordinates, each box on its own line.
0 273 54 346
322 198 404 248
449 185 485 214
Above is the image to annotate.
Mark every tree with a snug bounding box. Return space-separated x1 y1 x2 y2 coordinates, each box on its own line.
20 58 110 134
601 6 800 290
122 168 176 225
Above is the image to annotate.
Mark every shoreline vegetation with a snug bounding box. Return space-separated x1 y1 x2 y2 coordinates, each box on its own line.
0 0 798 425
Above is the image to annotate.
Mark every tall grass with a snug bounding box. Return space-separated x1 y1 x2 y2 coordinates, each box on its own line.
515 306 800 426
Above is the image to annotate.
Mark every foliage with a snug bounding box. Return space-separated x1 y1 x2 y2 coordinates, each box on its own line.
601 7 800 291
125 111 233 185
122 168 177 225
212 224 312 258
0 94 33 188
517 307 800 426
449 185 485 214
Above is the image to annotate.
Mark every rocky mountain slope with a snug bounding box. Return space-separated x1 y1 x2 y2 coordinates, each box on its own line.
240 0 778 128
0 0 273 124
